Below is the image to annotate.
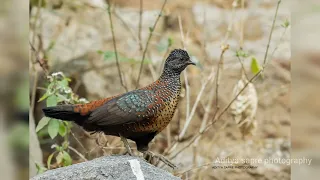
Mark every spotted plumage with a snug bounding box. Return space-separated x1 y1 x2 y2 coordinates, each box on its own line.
42 49 195 152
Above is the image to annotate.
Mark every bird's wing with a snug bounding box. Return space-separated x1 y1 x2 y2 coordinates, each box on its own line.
88 89 161 126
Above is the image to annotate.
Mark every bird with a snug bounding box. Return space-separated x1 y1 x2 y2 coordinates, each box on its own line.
42 49 195 168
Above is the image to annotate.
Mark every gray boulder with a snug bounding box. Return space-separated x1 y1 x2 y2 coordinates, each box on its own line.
31 155 180 180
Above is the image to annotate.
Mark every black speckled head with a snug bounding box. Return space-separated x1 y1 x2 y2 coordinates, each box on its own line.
163 49 195 75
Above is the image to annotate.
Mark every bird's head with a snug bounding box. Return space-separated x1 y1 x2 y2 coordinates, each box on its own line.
163 49 195 74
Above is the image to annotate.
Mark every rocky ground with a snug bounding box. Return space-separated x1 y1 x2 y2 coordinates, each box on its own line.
32 155 180 180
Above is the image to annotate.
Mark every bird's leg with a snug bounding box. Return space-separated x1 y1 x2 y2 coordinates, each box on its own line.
119 134 133 156
143 150 177 169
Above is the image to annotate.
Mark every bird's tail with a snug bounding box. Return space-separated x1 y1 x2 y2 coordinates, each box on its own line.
42 105 88 126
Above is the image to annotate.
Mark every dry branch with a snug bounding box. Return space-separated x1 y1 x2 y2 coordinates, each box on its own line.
106 1 128 92
169 0 282 160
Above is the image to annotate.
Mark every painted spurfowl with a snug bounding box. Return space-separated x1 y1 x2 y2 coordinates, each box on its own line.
42 49 195 168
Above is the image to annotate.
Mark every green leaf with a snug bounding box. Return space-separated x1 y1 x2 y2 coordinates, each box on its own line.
156 43 167 53
56 94 68 103
46 95 58 107
281 19 290 28
58 79 69 88
36 117 51 132
47 152 55 169
58 122 67 137
236 50 249 58
251 57 261 75
62 141 69 150
47 41 56 51
65 77 72 82
14 78 29 110
35 162 47 174
168 37 174 47
65 121 73 129
143 59 152 64
62 151 72 166
97 50 104 54
52 144 62 152
103 51 116 60
38 91 49 102
47 82 55 91
48 119 60 139
119 56 129 62
56 152 63 165
149 27 154 32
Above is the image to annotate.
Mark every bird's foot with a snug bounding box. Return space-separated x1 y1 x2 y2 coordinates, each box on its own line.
143 151 177 169
120 134 134 156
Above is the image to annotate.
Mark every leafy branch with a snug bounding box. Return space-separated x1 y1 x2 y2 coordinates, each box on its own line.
36 72 88 171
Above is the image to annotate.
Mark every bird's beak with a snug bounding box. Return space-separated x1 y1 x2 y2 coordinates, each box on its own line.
187 59 196 66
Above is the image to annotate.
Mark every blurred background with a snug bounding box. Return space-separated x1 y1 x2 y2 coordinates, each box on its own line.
291 0 320 179
0 0 318 180
0 0 29 179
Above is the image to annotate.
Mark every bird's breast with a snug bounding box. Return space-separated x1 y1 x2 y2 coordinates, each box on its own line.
127 93 180 134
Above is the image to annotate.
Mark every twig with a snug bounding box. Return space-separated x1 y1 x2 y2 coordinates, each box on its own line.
31 0 43 47
105 1 132 154
166 123 172 148
197 9 214 134
158 47 170 75
223 0 238 42
146 51 158 82
30 71 39 123
236 55 249 80
198 81 215 133
263 0 281 66
214 45 229 117
148 62 158 82
106 0 128 92
178 162 213 176
70 130 88 152
212 67 264 123
178 15 190 119
270 25 288 59
239 0 245 49
138 0 143 52
30 0 43 73
178 71 215 140
136 0 167 88
102 147 137 150
170 67 263 160
212 0 237 121
29 41 49 75
68 146 88 161
114 11 140 44
201 9 208 63
236 0 249 80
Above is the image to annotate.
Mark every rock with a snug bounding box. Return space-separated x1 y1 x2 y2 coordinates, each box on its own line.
31 155 180 180
30 7 103 64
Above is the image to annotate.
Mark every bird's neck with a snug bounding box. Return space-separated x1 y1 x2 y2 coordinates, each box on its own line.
158 69 181 94
160 67 181 80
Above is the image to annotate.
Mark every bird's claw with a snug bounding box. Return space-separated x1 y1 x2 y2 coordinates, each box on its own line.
144 151 177 169
120 134 134 156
